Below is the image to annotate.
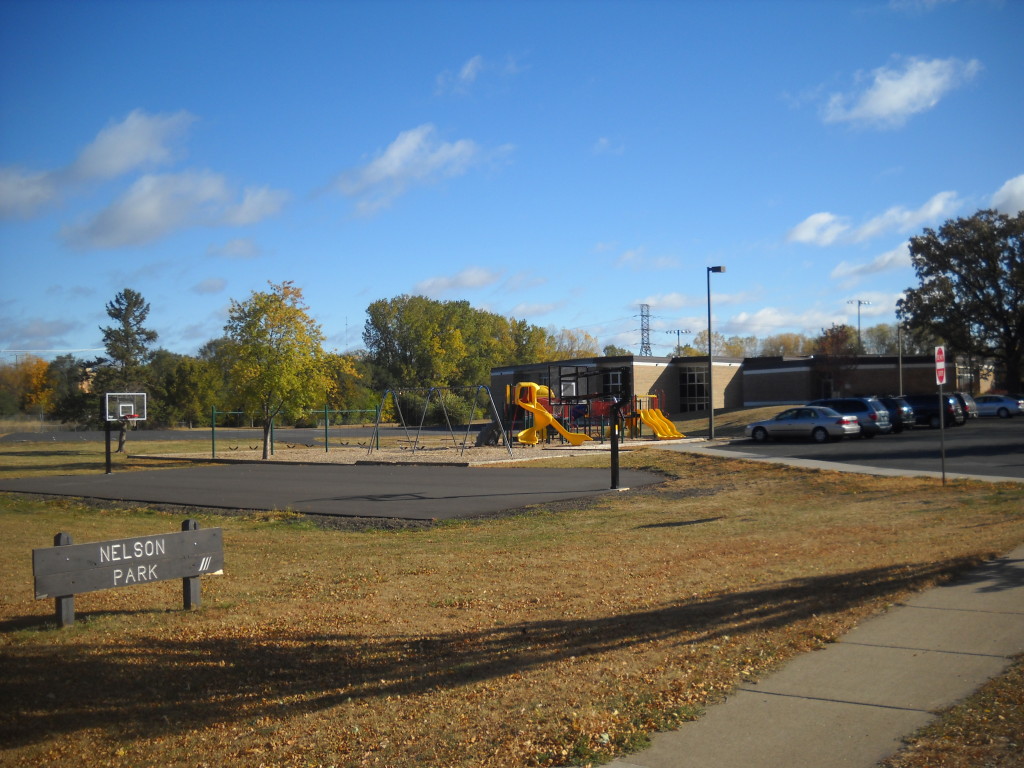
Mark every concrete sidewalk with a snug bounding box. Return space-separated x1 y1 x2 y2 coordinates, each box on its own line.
660 441 1024 484
607 544 1024 768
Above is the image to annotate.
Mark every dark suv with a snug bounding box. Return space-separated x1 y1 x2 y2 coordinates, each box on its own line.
806 397 892 438
879 396 915 434
953 391 979 420
901 394 965 428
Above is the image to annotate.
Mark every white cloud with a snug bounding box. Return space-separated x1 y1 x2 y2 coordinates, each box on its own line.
0 316 79 349
62 171 227 248
729 307 846 337
509 302 561 318
831 242 912 285
593 137 624 155
224 185 290 225
852 191 960 240
636 292 701 310
614 246 679 270
70 109 196 180
824 56 982 128
193 278 227 295
209 238 261 259
336 124 481 216
791 191 961 247
991 174 1024 214
414 266 502 297
787 212 850 245
61 171 288 249
0 167 59 219
436 55 485 95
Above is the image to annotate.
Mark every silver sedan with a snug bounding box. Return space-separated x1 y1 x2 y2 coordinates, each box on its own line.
745 406 861 443
974 394 1024 418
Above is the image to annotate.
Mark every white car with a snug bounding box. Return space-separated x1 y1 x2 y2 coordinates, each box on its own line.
974 394 1024 418
745 406 861 443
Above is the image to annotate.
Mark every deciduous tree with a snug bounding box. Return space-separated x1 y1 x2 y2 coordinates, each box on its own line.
898 209 1024 391
225 281 331 458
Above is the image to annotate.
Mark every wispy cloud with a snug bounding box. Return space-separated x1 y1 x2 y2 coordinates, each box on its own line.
209 238 262 259
336 124 483 216
413 266 502 297
787 212 850 246
0 316 80 350
852 191 960 241
0 109 195 220
0 168 59 219
729 306 847 336
789 191 961 247
614 246 679 270
223 185 290 225
436 54 485 95
593 137 624 155
831 242 912 286
823 56 981 128
192 278 227 295
70 109 196 181
61 170 288 249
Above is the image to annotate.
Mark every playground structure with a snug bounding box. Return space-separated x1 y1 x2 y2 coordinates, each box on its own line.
512 383 593 446
503 365 685 447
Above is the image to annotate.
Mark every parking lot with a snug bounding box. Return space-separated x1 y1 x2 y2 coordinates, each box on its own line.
716 418 1024 480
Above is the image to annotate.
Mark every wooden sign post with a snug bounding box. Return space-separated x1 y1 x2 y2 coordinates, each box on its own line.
33 519 224 627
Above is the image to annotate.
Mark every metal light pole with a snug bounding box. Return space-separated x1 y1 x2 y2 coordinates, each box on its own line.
707 266 725 439
847 299 872 351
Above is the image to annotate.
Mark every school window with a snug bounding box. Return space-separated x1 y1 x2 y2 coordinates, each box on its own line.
679 365 708 412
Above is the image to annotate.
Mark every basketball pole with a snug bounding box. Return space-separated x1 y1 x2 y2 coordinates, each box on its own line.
103 399 113 474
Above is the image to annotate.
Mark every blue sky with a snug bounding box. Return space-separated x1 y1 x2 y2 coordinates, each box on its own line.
2 0 1022 362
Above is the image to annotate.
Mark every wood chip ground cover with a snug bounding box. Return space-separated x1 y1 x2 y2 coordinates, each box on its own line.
1 448 1022 768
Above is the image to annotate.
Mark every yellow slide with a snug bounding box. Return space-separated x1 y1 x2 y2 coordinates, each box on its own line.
639 409 685 439
513 383 593 447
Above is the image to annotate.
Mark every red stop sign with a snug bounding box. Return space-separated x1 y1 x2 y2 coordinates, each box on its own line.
935 346 946 385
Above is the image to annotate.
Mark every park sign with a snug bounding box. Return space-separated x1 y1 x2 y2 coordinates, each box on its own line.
33 520 223 627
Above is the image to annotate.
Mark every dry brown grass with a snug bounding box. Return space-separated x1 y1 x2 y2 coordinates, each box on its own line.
880 655 1024 767
1 447 1022 767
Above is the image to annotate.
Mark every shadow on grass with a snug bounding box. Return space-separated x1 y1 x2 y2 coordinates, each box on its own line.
0 556 998 747
636 516 724 529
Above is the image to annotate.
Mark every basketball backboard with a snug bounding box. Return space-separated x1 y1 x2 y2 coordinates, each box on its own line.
105 392 147 422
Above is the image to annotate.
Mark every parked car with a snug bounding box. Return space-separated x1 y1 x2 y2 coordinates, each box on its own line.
901 393 965 428
974 394 1024 418
879 396 915 434
953 392 979 419
745 406 860 443
806 397 892 437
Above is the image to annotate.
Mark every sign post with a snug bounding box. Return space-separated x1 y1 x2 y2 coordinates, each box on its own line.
936 346 947 486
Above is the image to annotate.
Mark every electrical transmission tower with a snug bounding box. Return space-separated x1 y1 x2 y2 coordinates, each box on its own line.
639 304 652 356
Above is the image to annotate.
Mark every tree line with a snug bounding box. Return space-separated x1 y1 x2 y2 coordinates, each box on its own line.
3 209 1021 438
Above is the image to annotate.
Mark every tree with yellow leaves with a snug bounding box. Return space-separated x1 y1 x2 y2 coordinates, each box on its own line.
224 281 331 459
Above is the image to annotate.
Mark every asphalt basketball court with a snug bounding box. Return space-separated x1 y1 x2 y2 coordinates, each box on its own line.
0 462 663 521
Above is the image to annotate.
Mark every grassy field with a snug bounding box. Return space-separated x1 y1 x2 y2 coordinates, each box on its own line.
1 426 1022 767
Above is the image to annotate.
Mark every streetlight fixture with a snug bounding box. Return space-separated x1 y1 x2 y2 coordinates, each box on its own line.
665 329 692 356
707 266 725 439
847 299 872 352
